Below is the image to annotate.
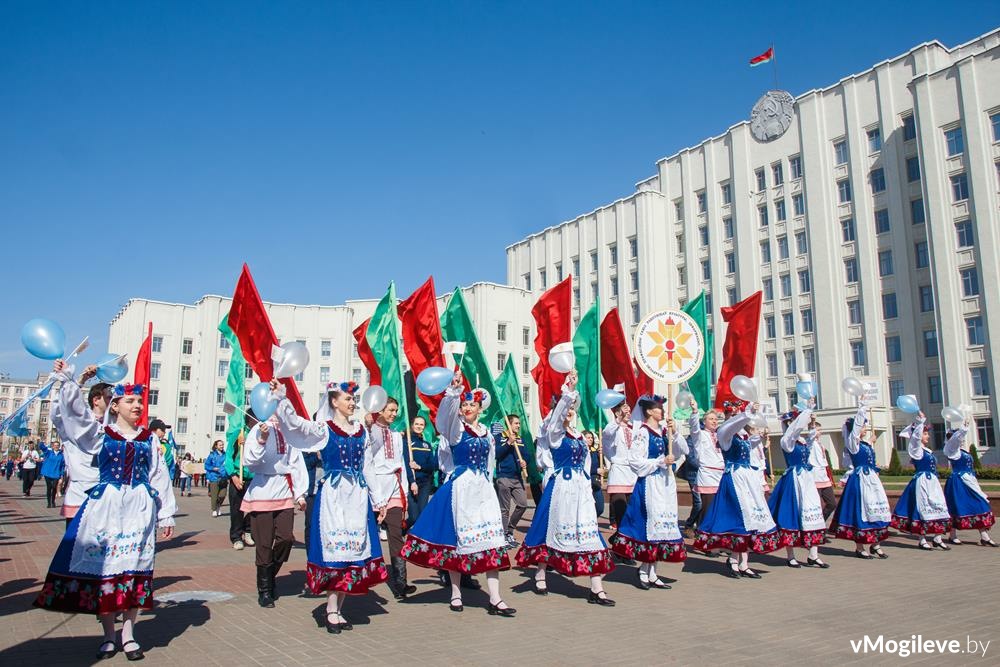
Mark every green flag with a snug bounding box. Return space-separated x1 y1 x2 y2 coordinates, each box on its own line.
494 356 542 484
365 282 410 431
218 313 250 479
573 301 604 433
682 290 713 410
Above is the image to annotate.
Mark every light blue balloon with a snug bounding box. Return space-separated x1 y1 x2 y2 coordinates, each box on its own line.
416 366 453 396
595 389 626 410
250 382 278 421
896 394 920 414
95 353 129 383
21 318 65 360
795 380 815 401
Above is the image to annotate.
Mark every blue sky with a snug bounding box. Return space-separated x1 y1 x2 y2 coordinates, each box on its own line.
1 2 997 377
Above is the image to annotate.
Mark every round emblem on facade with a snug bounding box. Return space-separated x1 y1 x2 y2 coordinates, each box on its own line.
750 90 795 142
633 309 705 384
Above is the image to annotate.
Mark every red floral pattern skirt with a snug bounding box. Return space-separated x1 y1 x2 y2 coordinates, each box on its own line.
34 573 153 615
306 559 388 596
609 532 687 563
400 535 511 574
515 544 615 576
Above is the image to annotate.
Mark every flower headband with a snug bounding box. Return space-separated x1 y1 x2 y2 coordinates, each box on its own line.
328 381 359 396
462 389 488 404
112 383 144 398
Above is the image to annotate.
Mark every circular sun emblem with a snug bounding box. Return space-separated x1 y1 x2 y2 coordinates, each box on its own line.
633 309 705 384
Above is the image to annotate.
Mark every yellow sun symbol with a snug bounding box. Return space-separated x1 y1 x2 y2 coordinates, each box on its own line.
646 316 693 372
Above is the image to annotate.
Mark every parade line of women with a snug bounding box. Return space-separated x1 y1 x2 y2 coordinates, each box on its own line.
31 361 996 660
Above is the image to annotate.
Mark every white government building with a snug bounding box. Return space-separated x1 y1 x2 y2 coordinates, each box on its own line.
508 28 1000 465
108 28 999 464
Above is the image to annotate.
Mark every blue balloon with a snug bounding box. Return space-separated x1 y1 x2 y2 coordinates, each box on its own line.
416 366 453 396
796 380 816 401
21 318 65 360
95 353 129 383
595 389 626 410
250 382 278 421
896 394 920 414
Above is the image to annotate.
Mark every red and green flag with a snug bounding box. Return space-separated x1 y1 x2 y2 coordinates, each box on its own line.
750 46 774 67
682 290 714 410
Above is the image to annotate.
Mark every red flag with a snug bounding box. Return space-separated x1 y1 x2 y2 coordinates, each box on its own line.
714 291 764 409
749 46 774 66
398 276 446 421
133 322 153 428
599 308 641 406
352 318 382 386
227 264 309 418
530 276 572 417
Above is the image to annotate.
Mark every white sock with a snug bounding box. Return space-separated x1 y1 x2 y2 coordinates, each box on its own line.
808 546 819 560
981 531 992 541
738 552 749 569
534 566 547 587
486 571 503 606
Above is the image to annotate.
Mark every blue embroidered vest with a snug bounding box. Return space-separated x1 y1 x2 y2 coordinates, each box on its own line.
322 421 367 486
552 434 588 479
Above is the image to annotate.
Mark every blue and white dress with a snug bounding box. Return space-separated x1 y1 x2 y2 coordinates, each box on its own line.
35 377 175 614
609 420 688 563
830 403 891 544
694 410 780 553
767 409 826 547
401 386 510 574
270 395 388 595
943 427 995 531
515 388 613 576
891 417 951 535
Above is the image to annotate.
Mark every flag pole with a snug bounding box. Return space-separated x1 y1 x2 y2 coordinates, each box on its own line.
771 43 779 90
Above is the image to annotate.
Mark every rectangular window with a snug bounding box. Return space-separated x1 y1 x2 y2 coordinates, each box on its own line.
497 352 506 373
780 273 791 298
874 208 890 234
555 263 563 282
848 299 862 325
725 252 736 275
795 231 807 255
801 308 814 333
886 336 902 363
152 336 163 353
928 376 943 404
775 199 786 222
150 362 161 380
889 379 904 403
834 140 848 165
523 326 530 346
967 316 985 345
763 278 773 301
215 415 226 433
923 330 938 357
723 217 734 239
321 340 331 357
629 237 638 258
497 323 507 343
779 350 794 376
882 292 898 319
727 287 737 306
675 200 684 221
919 285 934 312
955 220 974 248
574 286 581 303
772 162 784 185
523 274 531 291
219 335 229 350
721 183 732 205
676 235 684 255
977 419 996 448
803 348 816 372
777 235 789 259
178 391 189 407
611 276 619 298
961 267 980 296
246 365 254 380
630 271 639 292
523 355 530 374
765 315 776 339
951 173 969 202
591 281 598 300
539 269 547 290
182 338 193 355
701 260 711 281
215 387 225 404
294 370 304 382
320 366 330 383
610 244 618 265
945 127 964 156
906 156 921 182
870 168 886 194
782 312 794 336
914 241 929 269
696 191 707 214
911 198 925 224
218 360 229 378
180 365 191 381
176 417 187 434
148 389 158 406
878 250 894 277
841 217 856 243
699 226 709 247
837 179 852 203
677 268 686 286
792 193 804 217
992 112 1000 142
902 114 916 141
631 302 641 324
756 168 766 191
767 353 778 377
790 155 802 179
798 269 811 293
867 127 882 152
572 258 580 277
845 257 859 283
352 368 362 384
523 385 530 405
758 205 769 227
760 240 771 263
851 340 866 368
971 367 990 396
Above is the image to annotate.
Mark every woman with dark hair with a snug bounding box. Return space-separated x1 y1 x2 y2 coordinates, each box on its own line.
584 430 606 519
205 439 228 517
401 371 515 617
268 380 388 633
942 420 996 546
601 400 636 533
891 412 952 550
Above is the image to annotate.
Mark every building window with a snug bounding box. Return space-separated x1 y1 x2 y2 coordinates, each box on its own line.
294 370 304 382
677 268 686 286
772 162 784 185
971 367 990 396
795 231 807 255
182 338 193 355
976 418 996 448
572 258 580 277
497 352 506 373
630 271 639 292
874 208 890 234
555 263 563 282
755 168 766 191
801 308 814 333
781 351 795 375
523 273 531 291
574 286 581 304
760 240 771 263
848 300 862 325
775 199 786 222
928 376 943 404
878 250 894 277
850 341 866 368
777 235 789 259
951 173 969 202
867 127 882 153
676 235 685 255
992 112 1000 142
176 417 187 434
758 205 769 227
180 365 191 381
790 155 802 180
523 385 530 405
906 156 920 182
967 316 985 346
696 191 707 214
245 365 254 379
150 362 161 380
611 276 619 298
911 198 925 224
497 323 507 343
590 251 599 272
219 335 230 350
919 285 934 312
631 302 641 324
803 348 816 372
726 287 736 305
721 183 732 205
152 336 163 353
886 336 902 363
352 368 362 385
178 391 189 407
889 379 904 403
882 292 898 319
725 253 735 275
798 269 811 293
780 273 791 298
539 269 547 290
845 257 859 284
522 326 530 346
699 226 709 247
837 179 852 204
767 353 778 377
791 194 804 218
923 330 938 357
763 278 773 301
723 216 734 239
914 241 929 269
765 316 776 339
609 244 618 265
627 237 638 259
841 217 856 243
320 340 331 358
522 355 530 375
218 360 229 378
591 281 598 301
961 267 979 296
701 260 711 281
320 366 330 383
215 387 225 404
215 415 226 433
955 220 974 248
834 140 848 165
148 389 158 406
869 168 886 194
704 293 712 313
944 126 964 156
782 312 794 336
902 114 916 141
674 200 684 221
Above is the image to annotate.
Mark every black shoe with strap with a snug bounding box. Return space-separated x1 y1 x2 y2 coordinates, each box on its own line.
981 538 998 548
872 546 889 559
122 640 144 661
587 591 616 607
325 613 342 634
96 641 118 660
738 568 761 579
806 558 830 569
487 601 516 617
449 598 464 612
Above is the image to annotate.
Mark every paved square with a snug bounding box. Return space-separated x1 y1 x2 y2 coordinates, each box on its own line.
1 484 997 665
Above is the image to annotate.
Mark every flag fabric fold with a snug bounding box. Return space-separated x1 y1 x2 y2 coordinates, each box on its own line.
714 291 763 409
440 288 505 429
750 46 774 66
530 276 572 417
573 301 603 432
362 282 409 431
398 276 446 424
599 308 642 406
352 318 381 387
218 313 248 450
133 322 153 427
682 291 714 409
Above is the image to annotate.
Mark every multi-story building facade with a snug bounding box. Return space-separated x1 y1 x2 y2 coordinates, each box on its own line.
0 373 56 449
507 29 1000 464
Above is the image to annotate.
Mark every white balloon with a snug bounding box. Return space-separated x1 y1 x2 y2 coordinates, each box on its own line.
941 406 964 424
730 374 758 402
675 390 693 410
360 385 388 414
841 376 865 398
274 341 310 379
548 342 576 374
748 413 768 429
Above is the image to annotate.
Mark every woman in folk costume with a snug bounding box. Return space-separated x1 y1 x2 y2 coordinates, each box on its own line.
267 379 388 634
515 371 616 605
35 360 176 662
685 399 725 529
942 421 997 546
828 400 890 559
241 412 309 608
609 394 688 590
366 397 417 600
601 390 638 534
768 402 829 568
891 412 953 550
693 404 780 579
401 371 515 617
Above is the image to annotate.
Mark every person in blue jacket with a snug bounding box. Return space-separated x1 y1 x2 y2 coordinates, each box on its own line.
38 442 66 509
403 416 437 526
205 439 229 517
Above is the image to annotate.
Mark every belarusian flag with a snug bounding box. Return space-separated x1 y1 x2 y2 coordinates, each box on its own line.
359 282 409 431
714 291 763 409
494 356 542 484
573 301 604 432
681 290 714 410
750 46 774 67
440 287 504 429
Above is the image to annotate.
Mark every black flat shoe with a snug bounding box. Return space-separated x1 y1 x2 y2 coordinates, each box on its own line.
725 567 741 579
339 618 353 631
122 641 144 661
856 550 874 559
588 591 616 606
786 559 801 568
449 598 463 612
948 537 963 545
325 613 342 634
533 581 548 596
806 558 830 569
872 547 889 559
649 578 671 589
933 540 951 551
981 538 998 548
738 568 761 579
487 601 516 617
96 641 118 660
635 570 651 590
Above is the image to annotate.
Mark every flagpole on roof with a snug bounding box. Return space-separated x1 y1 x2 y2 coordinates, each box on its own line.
771 43 779 90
